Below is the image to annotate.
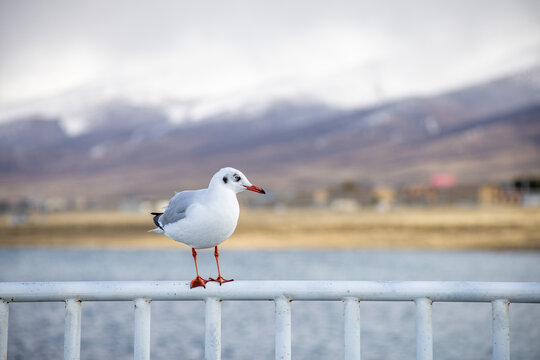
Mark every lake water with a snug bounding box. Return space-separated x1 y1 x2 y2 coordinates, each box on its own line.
1 248 540 359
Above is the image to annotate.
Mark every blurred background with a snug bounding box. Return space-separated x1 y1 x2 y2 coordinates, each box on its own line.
1 0 540 359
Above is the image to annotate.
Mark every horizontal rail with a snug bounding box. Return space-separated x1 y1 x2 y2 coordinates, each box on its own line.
1 281 540 303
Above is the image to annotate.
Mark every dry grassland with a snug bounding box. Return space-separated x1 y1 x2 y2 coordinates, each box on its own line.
1 206 539 250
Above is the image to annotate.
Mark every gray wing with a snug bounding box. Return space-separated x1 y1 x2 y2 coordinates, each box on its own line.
159 190 201 227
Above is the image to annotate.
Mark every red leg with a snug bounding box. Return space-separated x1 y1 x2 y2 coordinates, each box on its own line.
208 246 234 285
190 248 207 289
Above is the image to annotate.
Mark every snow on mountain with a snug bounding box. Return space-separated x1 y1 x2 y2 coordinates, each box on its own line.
0 63 390 135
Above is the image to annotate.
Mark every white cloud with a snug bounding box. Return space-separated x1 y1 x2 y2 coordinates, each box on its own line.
0 0 539 107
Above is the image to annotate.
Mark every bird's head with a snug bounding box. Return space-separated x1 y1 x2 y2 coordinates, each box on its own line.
210 167 266 194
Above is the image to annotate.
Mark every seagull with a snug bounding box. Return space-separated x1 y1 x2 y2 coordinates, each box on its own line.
149 167 265 288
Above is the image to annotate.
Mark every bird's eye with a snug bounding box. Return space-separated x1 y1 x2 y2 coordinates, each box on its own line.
222 176 228 184
233 174 241 182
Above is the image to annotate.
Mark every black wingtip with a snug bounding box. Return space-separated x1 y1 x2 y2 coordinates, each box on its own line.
151 212 164 230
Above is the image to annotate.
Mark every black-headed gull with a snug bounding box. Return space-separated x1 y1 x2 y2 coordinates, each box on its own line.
150 167 265 288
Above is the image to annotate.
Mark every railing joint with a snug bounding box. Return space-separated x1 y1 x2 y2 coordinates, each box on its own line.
274 295 292 303
134 298 152 305
414 297 433 304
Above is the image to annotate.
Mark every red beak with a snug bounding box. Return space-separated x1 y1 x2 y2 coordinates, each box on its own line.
244 185 266 194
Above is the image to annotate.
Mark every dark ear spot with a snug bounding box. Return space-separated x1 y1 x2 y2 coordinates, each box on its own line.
223 176 228 184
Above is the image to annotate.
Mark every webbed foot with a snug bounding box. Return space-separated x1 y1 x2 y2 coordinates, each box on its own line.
208 276 234 285
190 276 208 289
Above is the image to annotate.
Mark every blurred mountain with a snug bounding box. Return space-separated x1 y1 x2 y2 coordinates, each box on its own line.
0 116 67 151
0 67 539 202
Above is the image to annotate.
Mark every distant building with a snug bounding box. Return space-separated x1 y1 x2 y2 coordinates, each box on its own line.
329 198 359 212
523 194 540 207
478 184 501 205
430 173 456 189
513 177 540 207
312 188 330 208
44 197 69 212
398 184 436 205
372 186 395 210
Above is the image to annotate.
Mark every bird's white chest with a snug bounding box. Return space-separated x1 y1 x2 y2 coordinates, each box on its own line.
164 193 240 249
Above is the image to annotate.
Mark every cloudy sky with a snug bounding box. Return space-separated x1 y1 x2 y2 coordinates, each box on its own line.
1 0 539 108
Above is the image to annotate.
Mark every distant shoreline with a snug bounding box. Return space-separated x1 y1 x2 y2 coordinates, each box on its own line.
1 244 539 251
1 207 539 250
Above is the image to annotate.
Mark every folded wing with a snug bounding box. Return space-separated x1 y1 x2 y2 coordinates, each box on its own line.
158 190 200 227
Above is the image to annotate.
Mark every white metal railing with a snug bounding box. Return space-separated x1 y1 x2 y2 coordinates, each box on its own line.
1 280 540 360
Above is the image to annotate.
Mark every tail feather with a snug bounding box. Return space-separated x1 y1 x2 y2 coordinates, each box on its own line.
150 212 164 231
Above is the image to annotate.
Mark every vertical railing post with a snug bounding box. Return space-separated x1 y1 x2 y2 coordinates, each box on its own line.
492 299 510 360
275 296 291 360
64 299 82 360
415 297 433 360
205 297 222 360
134 298 151 360
343 297 361 360
0 300 8 360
